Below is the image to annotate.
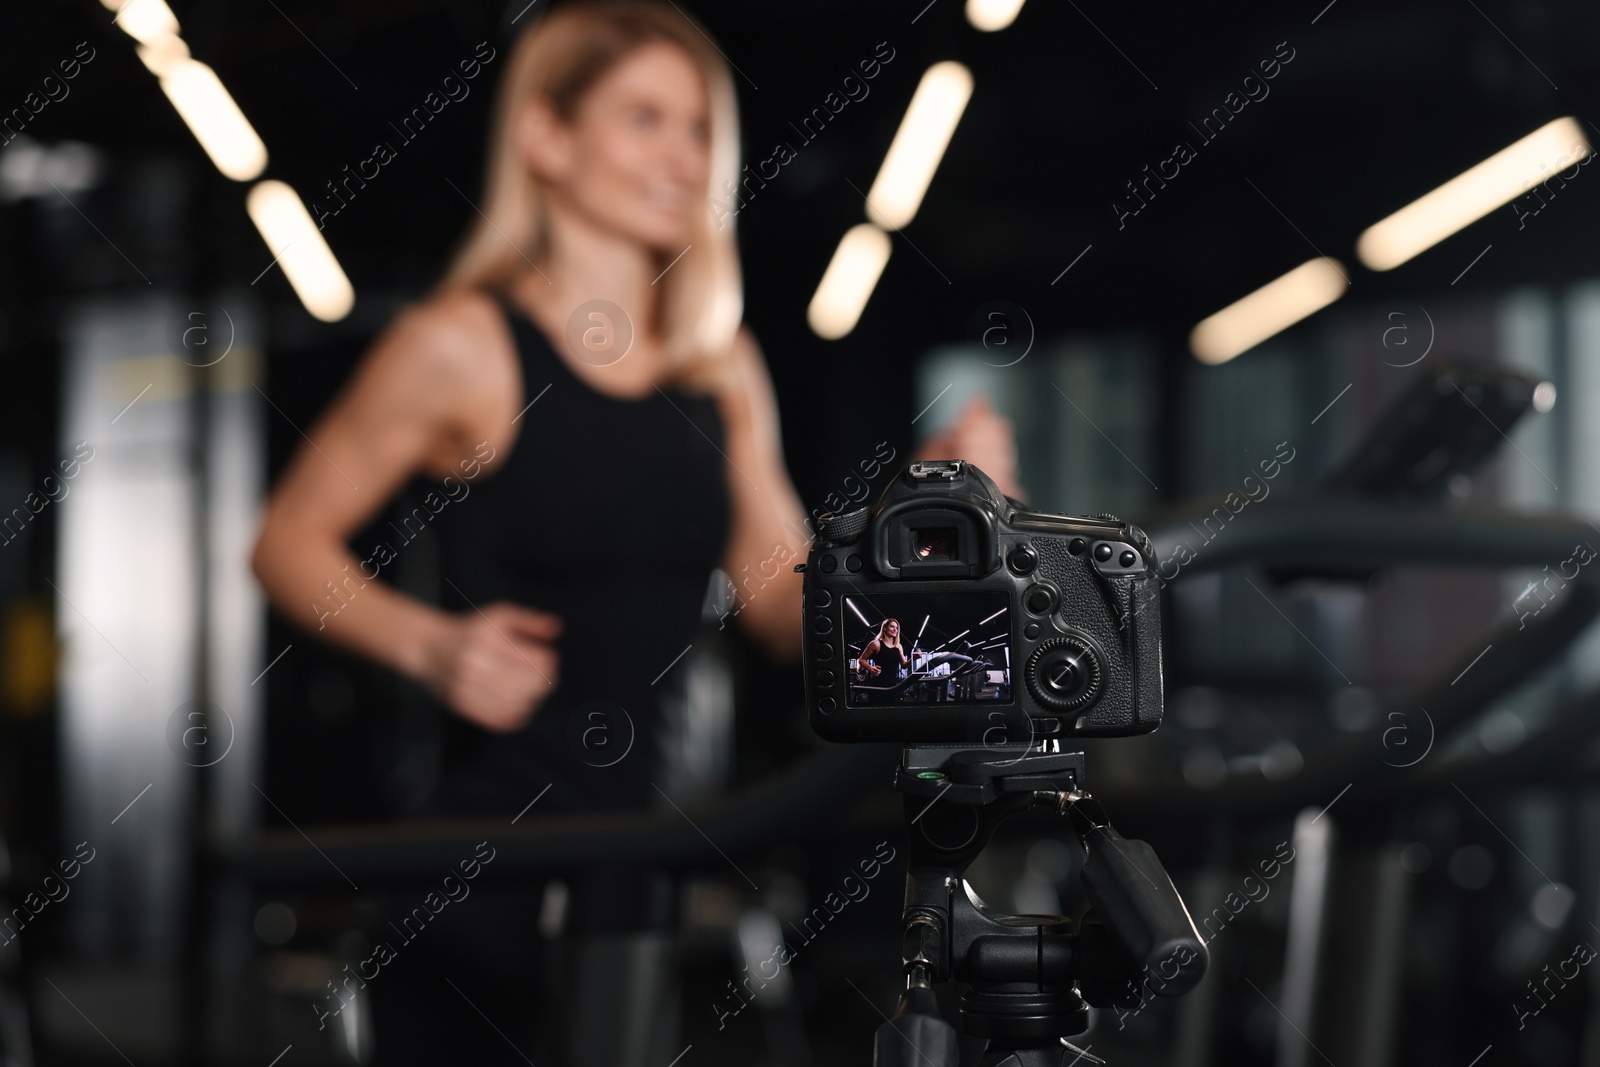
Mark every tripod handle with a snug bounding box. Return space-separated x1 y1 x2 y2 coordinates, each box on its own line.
1080 827 1208 995
872 986 959 1067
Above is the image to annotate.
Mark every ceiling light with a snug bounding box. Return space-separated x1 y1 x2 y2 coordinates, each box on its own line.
246 181 355 322
865 62 973 231
107 0 182 47
158 59 268 181
808 224 892 340
966 0 1026 31
1190 258 1347 365
1358 117 1591 271
136 34 191 78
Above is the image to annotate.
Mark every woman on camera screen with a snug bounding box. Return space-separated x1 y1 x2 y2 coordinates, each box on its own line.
251 2 1017 1061
860 617 911 680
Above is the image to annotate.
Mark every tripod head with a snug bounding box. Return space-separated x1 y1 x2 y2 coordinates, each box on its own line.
876 743 1207 1067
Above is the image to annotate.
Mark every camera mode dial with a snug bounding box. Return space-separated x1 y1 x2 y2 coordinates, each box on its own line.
815 507 871 546
1025 636 1103 714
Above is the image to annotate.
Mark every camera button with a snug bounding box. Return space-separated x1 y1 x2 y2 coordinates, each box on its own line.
1025 585 1056 615
1069 538 1086 555
813 615 833 634
1024 623 1041 640
1092 542 1114 563
1119 550 1137 567
1007 545 1037 575
818 697 837 713
814 642 834 660
817 670 836 687
845 553 863 573
819 555 838 574
810 589 832 608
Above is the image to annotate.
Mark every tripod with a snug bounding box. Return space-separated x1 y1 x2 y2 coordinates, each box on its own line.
875 743 1208 1067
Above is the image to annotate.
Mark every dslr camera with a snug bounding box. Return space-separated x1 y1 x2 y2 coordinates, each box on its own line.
800 462 1206 1066
801 460 1162 744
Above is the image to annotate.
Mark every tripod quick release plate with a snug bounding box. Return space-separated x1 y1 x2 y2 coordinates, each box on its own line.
895 743 1084 805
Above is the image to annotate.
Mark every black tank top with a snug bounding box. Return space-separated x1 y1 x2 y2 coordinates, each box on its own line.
422 292 731 818
868 642 905 678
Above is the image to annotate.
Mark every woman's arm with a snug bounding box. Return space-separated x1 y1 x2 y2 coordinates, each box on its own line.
251 291 561 731
860 638 881 673
711 327 810 664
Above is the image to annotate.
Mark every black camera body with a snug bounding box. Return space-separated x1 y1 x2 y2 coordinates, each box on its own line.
801 460 1163 743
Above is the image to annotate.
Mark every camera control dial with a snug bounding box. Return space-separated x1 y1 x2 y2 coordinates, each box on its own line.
815 507 871 545
1025 636 1103 714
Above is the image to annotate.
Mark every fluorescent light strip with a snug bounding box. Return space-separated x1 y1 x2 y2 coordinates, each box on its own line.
808 224 891 339
1190 257 1347 365
160 60 268 181
865 62 973 231
966 0 1026 31
137 35 191 78
107 0 353 320
246 181 355 322
105 0 267 181
979 607 1005 625
847 599 872 627
106 0 180 46
1358 116 1591 271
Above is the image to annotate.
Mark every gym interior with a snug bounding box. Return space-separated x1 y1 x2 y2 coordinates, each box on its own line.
2 1 1599 1065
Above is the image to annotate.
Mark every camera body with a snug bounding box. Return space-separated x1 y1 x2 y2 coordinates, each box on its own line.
801 460 1163 744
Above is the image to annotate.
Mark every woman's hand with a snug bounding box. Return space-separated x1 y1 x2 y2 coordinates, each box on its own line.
423 602 563 733
915 394 1025 501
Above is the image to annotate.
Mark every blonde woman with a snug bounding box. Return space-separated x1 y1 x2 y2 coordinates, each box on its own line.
859 617 910 680
250 2 1016 1061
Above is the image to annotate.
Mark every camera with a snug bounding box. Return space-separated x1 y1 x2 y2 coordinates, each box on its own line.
799 462 1204 1064
800 460 1163 743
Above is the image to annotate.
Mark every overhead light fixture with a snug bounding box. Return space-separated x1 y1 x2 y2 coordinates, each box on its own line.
1358 116 1591 271
107 0 348 316
136 34 191 78
102 0 268 181
247 181 354 322
158 59 268 181
865 62 973 231
966 0 1026 31
104 0 181 46
1190 257 1346 365
808 224 892 339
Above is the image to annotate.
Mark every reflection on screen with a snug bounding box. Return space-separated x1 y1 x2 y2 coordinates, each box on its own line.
843 592 1011 706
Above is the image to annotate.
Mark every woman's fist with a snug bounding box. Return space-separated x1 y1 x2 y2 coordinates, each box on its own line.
424 601 562 733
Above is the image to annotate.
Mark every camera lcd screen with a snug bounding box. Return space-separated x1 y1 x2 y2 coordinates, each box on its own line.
843 592 1012 706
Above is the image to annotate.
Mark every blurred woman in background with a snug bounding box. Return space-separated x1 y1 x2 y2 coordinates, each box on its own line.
251 2 1018 1063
